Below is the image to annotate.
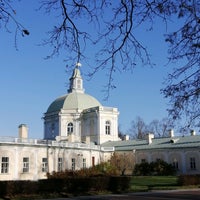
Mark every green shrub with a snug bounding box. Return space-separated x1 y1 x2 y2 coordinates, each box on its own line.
133 162 152 176
133 160 176 176
151 160 176 176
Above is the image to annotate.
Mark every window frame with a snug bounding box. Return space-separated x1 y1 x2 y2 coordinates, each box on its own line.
83 158 86 169
58 157 63 172
67 122 73 134
190 157 196 170
23 157 29 173
1 157 9 174
105 120 111 135
72 158 76 170
42 157 48 172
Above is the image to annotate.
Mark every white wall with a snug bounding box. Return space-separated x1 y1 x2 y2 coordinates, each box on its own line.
0 142 104 181
135 148 200 175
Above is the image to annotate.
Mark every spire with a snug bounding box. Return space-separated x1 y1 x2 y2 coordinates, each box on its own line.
68 63 85 93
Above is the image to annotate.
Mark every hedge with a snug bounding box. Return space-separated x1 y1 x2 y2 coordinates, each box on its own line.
178 174 200 186
0 176 131 198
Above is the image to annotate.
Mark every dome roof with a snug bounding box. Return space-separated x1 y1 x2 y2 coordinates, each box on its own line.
46 92 102 113
46 65 102 114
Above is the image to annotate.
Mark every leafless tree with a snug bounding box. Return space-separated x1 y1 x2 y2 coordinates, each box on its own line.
110 152 135 175
1 0 199 127
128 116 175 138
39 0 152 88
0 0 29 49
128 116 147 139
39 0 200 128
148 118 173 137
161 1 200 129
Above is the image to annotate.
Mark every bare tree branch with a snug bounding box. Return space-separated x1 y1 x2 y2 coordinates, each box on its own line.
0 0 29 49
1 0 199 128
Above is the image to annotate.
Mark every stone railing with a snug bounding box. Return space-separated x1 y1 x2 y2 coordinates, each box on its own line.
0 137 101 150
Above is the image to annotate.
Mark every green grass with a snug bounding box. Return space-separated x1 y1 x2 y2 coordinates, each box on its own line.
130 176 179 192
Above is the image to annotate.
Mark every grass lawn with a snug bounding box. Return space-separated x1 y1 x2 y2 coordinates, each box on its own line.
130 176 180 191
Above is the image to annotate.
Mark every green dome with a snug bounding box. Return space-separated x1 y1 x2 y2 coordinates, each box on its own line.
46 92 102 113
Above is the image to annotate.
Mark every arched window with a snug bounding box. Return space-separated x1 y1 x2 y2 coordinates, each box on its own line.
105 121 111 135
67 122 73 134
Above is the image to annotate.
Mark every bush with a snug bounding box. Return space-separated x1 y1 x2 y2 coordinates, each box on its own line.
151 160 176 176
109 176 131 192
178 175 200 186
47 163 117 179
0 176 131 198
0 181 39 199
133 162 152 176
133 160 176 176
0 181 7 196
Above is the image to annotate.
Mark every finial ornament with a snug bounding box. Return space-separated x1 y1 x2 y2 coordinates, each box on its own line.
76 62 82 67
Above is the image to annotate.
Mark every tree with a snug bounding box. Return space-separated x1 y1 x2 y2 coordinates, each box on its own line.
0 0 29 48
1 0 199 127
148 118 174 137
128 116 175 138
128 116 148 139
110 152 135 175
38 0 200 128
161 0 200 129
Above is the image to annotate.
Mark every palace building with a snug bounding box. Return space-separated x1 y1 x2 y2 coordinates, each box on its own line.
0 65 200 180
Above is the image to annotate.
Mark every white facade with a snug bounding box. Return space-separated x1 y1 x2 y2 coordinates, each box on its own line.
0 65 118 181
43 65 120 145
135 148 200 175
0 138 111 180
103 132 200 175
0 65 200 181
81 106 119 144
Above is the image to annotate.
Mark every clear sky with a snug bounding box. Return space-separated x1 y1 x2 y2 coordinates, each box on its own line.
0 1 174 138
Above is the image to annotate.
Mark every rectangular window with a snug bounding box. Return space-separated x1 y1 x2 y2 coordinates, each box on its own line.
83 158 86 169
72 158 76 170
23 157 29 173
1 157 9 173
190 157 196 170
141 159 146 163
42 158 48 172
58 157 63 172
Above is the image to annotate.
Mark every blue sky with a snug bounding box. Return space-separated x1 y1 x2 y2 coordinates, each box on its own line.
0 1 174 138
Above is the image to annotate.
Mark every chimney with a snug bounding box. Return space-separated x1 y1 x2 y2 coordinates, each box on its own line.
18 124 28 139
146 133 154 144
169 129 174 138
190 130 196 136
124 135 129 141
